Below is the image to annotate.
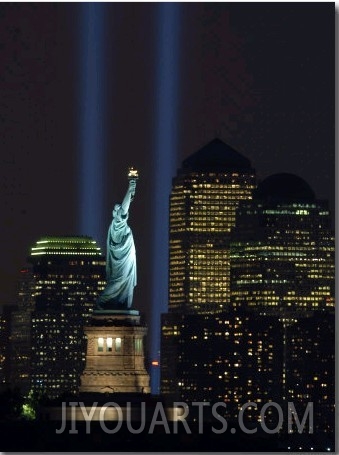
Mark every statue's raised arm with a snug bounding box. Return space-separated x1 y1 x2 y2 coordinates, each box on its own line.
96 168 138 310
121 179 136 215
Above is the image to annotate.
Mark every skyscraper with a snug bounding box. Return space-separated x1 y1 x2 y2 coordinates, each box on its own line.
229 173 335 435
162 139 277 409
10 267 35 394
0 305 15 390
230 173 335 315
169 138 256 314
29 236 105 398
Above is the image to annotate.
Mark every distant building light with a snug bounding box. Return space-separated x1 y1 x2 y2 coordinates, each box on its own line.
152 360 159 366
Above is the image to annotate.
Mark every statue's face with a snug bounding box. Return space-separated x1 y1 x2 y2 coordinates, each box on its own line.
113 204 121 218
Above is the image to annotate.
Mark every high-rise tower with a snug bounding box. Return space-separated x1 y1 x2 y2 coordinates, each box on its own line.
169 138 256 314
162 139 265 405
10 267 35 394
0 305 14 390
29 236 105 398
230 173 335 315
229 173 335 434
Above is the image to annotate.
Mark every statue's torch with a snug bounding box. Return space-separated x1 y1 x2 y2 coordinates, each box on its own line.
128 166 139 201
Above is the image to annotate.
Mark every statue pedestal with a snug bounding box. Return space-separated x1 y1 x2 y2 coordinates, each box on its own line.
80 310 150 394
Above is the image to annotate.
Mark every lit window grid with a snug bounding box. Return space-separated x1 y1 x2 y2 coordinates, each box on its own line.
31 313 87 398
29 237 106 399
170 242 231 312
230 218 335 313
170 178 255 234
232 261 333 308
161 313 282 423
284 315 334 432
169 172 255 313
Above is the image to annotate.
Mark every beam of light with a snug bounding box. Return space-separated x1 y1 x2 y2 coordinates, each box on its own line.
151 2 181 394
77 3 106 248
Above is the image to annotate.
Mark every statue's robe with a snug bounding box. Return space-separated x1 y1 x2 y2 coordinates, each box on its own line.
97 207 137 309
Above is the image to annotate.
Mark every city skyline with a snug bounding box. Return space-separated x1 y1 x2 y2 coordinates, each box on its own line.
0 3 334 386
160 138 334 440
1 136 334 451
0 3 334 311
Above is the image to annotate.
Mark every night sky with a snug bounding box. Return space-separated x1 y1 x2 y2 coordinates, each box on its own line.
0 3 334 357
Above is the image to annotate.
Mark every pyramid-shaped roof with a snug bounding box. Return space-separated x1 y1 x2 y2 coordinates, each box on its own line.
181 138 252 172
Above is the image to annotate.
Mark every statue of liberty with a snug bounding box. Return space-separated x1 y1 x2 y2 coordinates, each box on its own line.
96 168 138 310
